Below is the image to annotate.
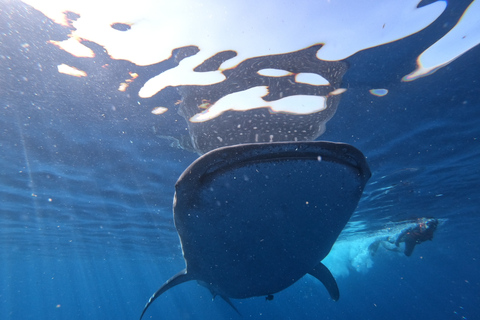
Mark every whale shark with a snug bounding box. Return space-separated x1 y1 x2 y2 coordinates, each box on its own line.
140 141 371 319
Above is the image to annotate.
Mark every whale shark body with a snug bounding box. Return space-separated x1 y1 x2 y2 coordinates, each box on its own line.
140 141 370 319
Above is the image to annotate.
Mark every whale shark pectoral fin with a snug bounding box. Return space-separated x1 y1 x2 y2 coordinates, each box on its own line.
308 262 340 301
139 269 195 320
198 280 241 315
219 295 242 316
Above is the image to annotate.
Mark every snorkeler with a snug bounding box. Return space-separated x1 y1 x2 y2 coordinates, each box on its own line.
394 217 438 256
368 217 439 257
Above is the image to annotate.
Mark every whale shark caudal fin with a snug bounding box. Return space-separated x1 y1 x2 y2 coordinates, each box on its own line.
308 262 340 301
139 269 195 320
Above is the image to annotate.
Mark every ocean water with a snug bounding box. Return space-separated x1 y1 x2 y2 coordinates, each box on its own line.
1 1 479 320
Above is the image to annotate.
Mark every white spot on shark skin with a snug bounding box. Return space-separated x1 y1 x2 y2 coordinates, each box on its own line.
189 86 327 123
25 0 453 97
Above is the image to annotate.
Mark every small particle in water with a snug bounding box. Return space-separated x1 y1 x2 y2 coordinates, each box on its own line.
111 23 131 31
369 88 388 97
48 198 52 202
151 107 168 115
317 156 322 161
56 304 61 308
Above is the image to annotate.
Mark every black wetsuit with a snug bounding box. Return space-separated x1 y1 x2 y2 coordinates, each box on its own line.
395 218 438 256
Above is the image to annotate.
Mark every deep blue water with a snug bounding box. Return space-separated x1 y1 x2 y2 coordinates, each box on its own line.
1 1 479 319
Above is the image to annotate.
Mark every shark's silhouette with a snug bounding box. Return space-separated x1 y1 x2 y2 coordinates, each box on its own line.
140 141 370 319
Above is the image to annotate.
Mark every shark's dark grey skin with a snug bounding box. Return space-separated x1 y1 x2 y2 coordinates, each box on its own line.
140 141 370 319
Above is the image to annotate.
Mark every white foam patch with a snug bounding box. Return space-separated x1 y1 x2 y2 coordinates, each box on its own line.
139 50 226 98
268 95 327 113
295 73 330 85
151 107 168 115
257 69 292 77
23 0 447 97
322 236 380 278
329 88 347 96
57 64 87 77
49 38 94 58
190 86 327 122
404 0 480 81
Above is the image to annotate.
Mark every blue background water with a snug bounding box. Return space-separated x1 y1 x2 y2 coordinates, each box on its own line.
1 1 479 319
